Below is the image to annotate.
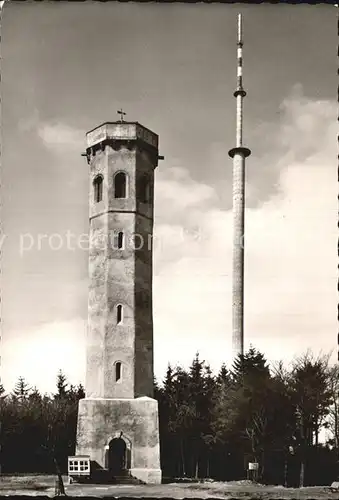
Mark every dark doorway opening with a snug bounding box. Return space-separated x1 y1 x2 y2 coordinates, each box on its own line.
108 436 127 476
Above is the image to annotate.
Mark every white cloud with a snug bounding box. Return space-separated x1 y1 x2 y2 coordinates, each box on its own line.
278 84 335 162
155 166 217 225
38 122 85 151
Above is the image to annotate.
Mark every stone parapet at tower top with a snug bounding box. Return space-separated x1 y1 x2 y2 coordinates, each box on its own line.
86 122 158 152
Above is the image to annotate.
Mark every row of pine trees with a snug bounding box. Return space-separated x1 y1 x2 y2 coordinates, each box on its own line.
1 347 339 486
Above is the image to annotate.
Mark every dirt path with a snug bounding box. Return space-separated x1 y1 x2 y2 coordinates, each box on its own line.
0 476 337 499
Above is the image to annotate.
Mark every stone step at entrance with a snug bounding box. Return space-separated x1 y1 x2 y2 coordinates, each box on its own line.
90 468 145 485
114 472 145 485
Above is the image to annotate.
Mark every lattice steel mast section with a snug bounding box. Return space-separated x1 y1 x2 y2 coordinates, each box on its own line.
228 14 251 358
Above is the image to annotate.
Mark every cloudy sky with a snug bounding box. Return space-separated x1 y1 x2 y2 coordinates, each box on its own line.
1 3 336 394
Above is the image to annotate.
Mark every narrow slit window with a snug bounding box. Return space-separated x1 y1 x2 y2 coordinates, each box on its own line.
114 172 127 199
113 231 124 249
117 305 123 324
93 175 103 203
115 362 122 382
140 176 151 204
117 231 124 249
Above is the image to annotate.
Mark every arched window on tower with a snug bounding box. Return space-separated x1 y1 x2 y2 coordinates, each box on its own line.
115 362 122 382
139 175 151 204
93 175 103 203
117 304 123 324
114 172 128 199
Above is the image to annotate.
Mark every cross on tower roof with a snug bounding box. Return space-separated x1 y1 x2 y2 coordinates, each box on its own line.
117 108 126 122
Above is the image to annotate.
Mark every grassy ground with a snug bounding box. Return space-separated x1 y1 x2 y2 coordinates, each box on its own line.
0 475 338 498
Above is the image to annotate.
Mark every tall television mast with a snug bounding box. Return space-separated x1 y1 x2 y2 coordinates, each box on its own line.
228 14 251 358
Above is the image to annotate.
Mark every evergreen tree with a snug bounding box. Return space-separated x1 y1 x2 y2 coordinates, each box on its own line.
154 376 160 399
29 387 42 404
201 363 217 478
157 365 180 477
214 347 272 480
55 370 68 399
76 383 85 400
231 346 270 384
326 364 339 448
12 376 31 401
290 352 332 487
216 364 230 387
172 365 192 477
188 353 208 478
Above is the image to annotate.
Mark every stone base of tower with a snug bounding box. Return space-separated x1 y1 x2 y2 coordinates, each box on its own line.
76 396 162 485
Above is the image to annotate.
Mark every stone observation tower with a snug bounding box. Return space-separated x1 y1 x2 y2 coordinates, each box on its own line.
228 14 251 358
76 112 162 484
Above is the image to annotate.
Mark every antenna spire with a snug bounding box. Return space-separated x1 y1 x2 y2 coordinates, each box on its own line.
235 13 245 147
228 14 251 359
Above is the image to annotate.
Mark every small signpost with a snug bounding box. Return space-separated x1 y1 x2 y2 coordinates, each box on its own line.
247 462 259 482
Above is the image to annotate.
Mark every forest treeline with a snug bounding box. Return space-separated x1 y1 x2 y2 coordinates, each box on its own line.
1 347 339 486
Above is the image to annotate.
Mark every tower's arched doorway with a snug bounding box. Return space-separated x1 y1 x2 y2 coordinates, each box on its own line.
105 433 131 477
